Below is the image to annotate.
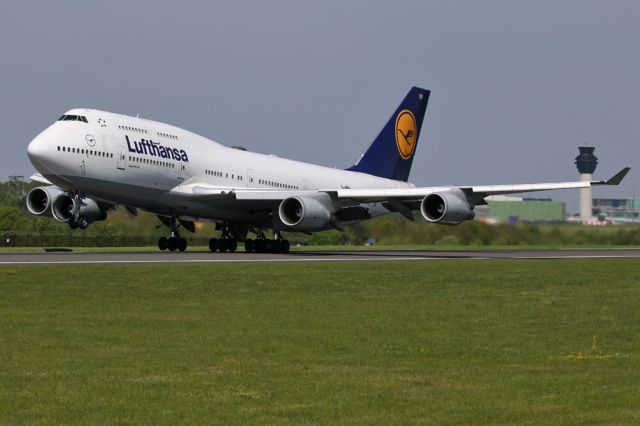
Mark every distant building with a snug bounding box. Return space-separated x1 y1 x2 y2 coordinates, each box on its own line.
593 198 640 223
476 196 566 223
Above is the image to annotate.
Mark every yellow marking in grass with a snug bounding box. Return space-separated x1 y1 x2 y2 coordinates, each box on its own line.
548 352 631 360
548 335 631 360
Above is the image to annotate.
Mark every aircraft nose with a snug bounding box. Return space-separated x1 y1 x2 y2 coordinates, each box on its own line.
27 134 50 166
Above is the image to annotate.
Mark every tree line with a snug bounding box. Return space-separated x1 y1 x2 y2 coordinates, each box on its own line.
1 181 639 247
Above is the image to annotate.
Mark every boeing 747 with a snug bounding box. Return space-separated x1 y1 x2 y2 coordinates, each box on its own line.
26 87 629 252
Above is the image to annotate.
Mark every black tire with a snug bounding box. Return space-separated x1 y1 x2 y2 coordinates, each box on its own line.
68 219 78 230
178 238 187 252
218 238 228 252
265 240 275 253
255 239 265 253
280 239 290 254
78 216 89 230
158 237 168 251
229 239 238 252
244 239 254 253
208 238 218 252
167 238 178 251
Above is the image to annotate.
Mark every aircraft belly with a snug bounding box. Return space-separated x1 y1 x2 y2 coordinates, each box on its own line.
56 174 271 224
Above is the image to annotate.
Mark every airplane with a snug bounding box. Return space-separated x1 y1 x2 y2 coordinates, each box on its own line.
25 87 630 253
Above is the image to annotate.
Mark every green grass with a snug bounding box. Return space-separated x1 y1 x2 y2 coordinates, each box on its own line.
1 260 640 424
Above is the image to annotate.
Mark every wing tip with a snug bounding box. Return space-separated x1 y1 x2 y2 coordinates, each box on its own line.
601 167 631 186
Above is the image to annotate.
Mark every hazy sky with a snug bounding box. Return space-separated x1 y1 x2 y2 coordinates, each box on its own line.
2 1 638 212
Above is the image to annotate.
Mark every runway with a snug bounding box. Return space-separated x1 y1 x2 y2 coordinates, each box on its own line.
1 248 639 265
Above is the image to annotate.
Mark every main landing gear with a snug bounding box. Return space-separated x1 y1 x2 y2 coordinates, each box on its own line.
207 227 291 254
159 236 187 252
158 216 187 252
208 222 238 252
244 231 290 254
208 237 238 253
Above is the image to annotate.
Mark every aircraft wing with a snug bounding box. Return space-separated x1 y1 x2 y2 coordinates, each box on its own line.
171 167 629 210
329 167 631 206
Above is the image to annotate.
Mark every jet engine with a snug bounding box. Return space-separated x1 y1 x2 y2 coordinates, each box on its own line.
26 186 65 217
420 189 475 225
52 194 107 228
278 195 333 231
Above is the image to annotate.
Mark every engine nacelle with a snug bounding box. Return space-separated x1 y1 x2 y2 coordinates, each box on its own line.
52 194 106 225
278 195 333 231
26 186 65 217
420 189 475 225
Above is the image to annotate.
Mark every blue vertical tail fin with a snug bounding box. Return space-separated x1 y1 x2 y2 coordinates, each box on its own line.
347 87 430 182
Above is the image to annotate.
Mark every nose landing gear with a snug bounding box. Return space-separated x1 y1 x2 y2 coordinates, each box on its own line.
67 192 90 230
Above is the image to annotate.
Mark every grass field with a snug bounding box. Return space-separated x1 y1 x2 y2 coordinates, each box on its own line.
1 260 639 424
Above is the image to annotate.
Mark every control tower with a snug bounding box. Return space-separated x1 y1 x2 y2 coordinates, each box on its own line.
575 146 598 222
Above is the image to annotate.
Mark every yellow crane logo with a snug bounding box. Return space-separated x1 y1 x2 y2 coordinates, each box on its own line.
395 109 417 160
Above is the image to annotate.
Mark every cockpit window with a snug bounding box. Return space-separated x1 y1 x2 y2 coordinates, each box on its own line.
58 114 88 123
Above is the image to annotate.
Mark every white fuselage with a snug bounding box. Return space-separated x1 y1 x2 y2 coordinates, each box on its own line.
27 108 413 226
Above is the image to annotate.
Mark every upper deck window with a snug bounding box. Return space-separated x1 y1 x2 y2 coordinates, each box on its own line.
58 114 88 123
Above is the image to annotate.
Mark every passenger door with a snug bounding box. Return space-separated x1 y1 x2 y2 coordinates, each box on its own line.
178 163 187 182
246 168 254 187
116 145 127 171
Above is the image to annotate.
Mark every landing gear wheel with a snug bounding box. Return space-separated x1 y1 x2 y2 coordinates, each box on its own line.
255 239 265 253
280 239 290 254
229 239 238 253
244 239 254 253
157 216 189 252
265 240 276 253
209 238 218 252
218 238 229 252
77 216 89 230
159 237 168 251
68 218 78 230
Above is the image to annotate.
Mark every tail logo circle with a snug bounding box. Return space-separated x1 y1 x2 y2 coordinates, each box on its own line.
395 109 417 160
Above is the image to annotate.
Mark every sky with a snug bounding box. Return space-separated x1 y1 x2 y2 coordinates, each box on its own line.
1 1 638 213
